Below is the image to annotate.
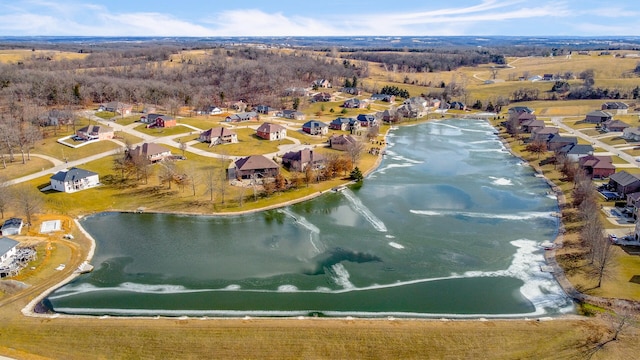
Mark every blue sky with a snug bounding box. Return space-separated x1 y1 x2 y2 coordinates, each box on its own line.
0 0 638 37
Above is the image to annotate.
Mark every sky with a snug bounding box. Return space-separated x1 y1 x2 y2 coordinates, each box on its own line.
0 0 638 37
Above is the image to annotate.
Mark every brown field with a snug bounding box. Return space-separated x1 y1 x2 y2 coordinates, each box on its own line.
0 49 88 64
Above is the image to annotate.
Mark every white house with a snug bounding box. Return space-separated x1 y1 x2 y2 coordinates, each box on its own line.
50 167 100 193
0 237 19 265
1 218 23 236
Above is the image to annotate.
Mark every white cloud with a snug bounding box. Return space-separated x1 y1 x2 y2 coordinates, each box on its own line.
0 0 637 37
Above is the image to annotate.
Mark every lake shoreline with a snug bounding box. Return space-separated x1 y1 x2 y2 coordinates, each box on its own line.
24 118 579 319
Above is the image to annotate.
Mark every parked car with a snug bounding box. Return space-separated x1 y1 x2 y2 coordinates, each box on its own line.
608 234 618 244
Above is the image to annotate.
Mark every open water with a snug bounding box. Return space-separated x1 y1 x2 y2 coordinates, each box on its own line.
46 119 574 317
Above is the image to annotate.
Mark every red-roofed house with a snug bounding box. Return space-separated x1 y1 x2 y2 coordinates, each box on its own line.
578 155 616 179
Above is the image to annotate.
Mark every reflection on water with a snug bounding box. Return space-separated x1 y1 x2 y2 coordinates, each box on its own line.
47 119 574 317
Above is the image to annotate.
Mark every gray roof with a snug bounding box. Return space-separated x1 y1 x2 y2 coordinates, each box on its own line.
565 144 594 155
610 171 640 187
0 237 19 256
50 167 98 182
1 218 22 229
586 110 612 118
302 120 327 128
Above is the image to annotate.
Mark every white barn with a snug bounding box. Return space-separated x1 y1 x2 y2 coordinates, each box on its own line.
50 167 100 193
1 218 23 236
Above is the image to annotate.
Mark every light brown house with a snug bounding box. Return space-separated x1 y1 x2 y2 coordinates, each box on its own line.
256 123 287 141
199 127 238 145
329 134 358 151
128 143 172 163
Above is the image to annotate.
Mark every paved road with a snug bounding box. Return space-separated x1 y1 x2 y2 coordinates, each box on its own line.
550 117 640 166
3 112 318 186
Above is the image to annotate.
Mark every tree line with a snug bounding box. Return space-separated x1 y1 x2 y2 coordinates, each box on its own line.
0 46 363 112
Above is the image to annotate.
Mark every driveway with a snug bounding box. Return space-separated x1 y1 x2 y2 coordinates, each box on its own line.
550 117 640 166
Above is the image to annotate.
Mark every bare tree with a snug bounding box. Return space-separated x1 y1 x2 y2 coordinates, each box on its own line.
158 160 177 189
204 168 217 202
525 140 547 159
217 152 230 204
13 185 43 226
346 137 366 166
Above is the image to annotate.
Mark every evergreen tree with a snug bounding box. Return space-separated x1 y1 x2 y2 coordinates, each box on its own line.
350 167 363 182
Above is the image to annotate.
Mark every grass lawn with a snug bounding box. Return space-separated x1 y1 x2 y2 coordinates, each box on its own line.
600 136 629 146
178 116 227 129
94 111 117 119
134 123 195 137
115 132 144 146
0 157 53 179
112 115 142 126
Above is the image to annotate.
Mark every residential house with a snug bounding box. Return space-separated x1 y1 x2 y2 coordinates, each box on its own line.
585 110 613 124
256 123 287 141
39 109 72 127
328 134 358 151
199 127 238 145
229 155 280 180
601 119 630 132
449 101 466 110
147 115 176 128
602 102 629 115
520 119 545 133
195 106 222 115
341 87 362 95
281 148 326 172
277 110 306 120
0 237 19 266
623 127 640 141
330 117 360 132
255 105 276 115
558 143 594 161
626 192 640 210
312 79 332 88
128 143 172 163
627 192 640 220
579 155 615 179
379 108 398 123
76 124 114 140
356 114 377 127
397 97 429 118
608 170 640 197
284 87 308 97
371 94 395 102
229 100 247 112
1 218 23 236
428 98 442 110
99 101 132 115
302 120 328 136
312 92 334 102
547 134 577 151
343 98 367 109
530 126 559 143
50 167 100 193
226 111 258 122
508 106 534 115
140 113 164 124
